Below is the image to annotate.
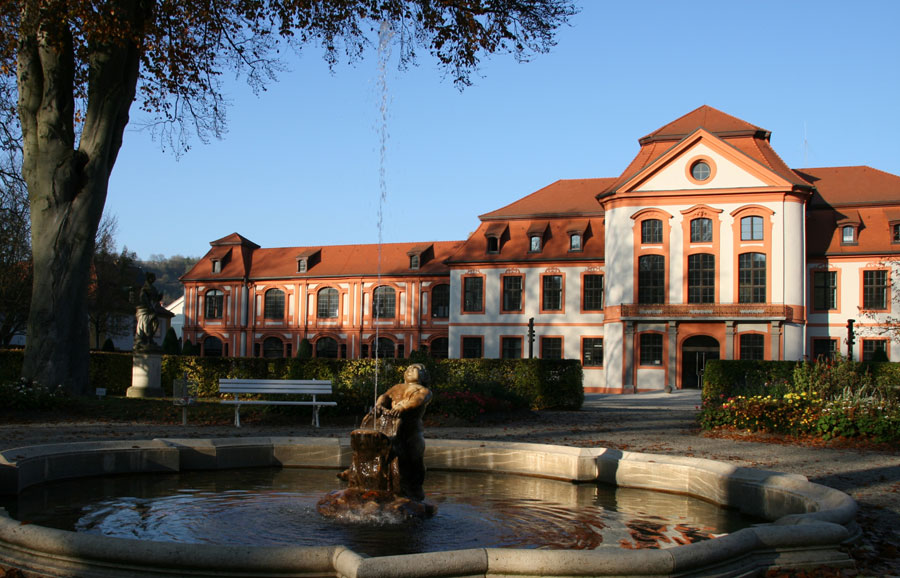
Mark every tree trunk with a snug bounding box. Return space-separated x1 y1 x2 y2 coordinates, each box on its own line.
17 1 146 395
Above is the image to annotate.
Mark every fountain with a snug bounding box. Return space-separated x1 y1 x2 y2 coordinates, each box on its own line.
0 432 860 577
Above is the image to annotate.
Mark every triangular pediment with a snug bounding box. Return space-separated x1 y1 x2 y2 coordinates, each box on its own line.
618 129 795 194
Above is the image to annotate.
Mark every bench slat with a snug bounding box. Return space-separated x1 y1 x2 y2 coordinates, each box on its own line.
219 386 332 394
220 400 338 406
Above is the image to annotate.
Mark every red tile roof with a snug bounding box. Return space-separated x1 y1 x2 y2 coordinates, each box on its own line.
448 218 604 264
794 166 900 207
601 107 812 195
808 206 900 257
479 179 611 219
182 238 464 281
639 105 767 144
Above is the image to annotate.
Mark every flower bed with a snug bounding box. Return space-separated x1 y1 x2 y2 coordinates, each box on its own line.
700 356 900 443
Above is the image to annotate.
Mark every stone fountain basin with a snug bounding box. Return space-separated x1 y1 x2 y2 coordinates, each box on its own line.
0 437 857 577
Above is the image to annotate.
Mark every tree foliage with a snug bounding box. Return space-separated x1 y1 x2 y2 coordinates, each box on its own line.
87 215 141 349
859 257 900 345
0 74 30 346
139 254 199 302
0 0 576 394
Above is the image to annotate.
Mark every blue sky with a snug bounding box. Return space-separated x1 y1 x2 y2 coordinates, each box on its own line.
106 1 900 260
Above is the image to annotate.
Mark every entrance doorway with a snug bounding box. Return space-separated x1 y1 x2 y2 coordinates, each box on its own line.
681 335 720 389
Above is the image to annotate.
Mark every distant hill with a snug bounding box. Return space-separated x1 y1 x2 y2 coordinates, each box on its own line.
138 255 199 303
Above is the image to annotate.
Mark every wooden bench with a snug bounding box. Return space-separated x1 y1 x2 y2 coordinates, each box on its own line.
218 379 336 427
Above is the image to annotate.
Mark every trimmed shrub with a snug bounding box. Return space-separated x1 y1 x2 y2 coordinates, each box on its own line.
88 352 134 395
162 327 180 355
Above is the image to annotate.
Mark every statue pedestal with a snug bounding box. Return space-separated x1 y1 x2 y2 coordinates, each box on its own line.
127 352 165 398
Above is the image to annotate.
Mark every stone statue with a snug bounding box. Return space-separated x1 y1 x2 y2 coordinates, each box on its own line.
368 363 432 500
317 363 435 520
133 273 173 352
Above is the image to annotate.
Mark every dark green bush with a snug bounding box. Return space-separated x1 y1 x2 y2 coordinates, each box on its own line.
89 352 134 395
702 360 796 401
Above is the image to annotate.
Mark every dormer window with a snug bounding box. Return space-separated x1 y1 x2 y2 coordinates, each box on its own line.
295 248 321 273
842 226 856 245
212 260 222 274
409 255 420 270
483 222 508 254
893 223 900 244
527 221 548 253
569 234 582 252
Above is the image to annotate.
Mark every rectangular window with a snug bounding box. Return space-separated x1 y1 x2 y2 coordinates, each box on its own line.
501 336 522 359
463 277 484 312
502 275 523 312
690 218 712 243
893 224 900 244
431 284 450 318
863 270 888 310
639 333 663 366
862 340 888 362
739 334 765 360
542 275 563 311
740 216 763 241
530 236 542 252
813 271 837 311
462 337 483 359
738 252 766 303
582 338 603 367
812 338 836 361
687 253 715 304
205 291 224 319
638 255 665 304
641 219 663 244
583 274 604 311
540 337 562 360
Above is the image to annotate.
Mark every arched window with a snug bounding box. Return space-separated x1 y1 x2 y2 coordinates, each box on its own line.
316 337 338 358
263 337 284 358
317 287 339 318
638 255 665 304
205 290 224 319
374 337 395 358
431 284 450 318
203 336 223 357
430 337 449 359
264 288 285 319
373 286 395 319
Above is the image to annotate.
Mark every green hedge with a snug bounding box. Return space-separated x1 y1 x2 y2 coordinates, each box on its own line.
161 356 584 415
0 349 133 395
1 350 584 417
704 359 900 402
702 360 796 401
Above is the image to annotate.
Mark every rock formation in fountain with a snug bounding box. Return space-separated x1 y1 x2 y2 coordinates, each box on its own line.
317 363 436 520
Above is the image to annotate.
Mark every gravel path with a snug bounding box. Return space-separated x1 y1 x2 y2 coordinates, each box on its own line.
1 390 898 575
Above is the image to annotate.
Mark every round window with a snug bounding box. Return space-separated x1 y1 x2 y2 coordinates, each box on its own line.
691 161 711 181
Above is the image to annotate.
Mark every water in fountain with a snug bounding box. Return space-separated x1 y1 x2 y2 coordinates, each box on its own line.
2 468 759 557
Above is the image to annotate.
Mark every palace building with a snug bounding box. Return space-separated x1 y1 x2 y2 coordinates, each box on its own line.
180 106 900 393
